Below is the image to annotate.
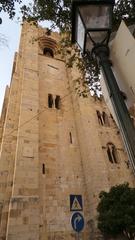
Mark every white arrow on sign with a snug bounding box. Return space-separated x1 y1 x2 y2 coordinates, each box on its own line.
74 214 82 230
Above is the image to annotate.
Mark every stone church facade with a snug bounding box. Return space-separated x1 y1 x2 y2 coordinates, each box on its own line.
0 22 134 240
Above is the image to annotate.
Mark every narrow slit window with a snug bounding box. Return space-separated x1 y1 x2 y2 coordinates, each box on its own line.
102 111 109 126
107 147 113 163
48 94 53 108
96 110 103 125
55 95 61 109
69 132 72 144
42 164 45 174
112 145 117 163
107 143 118 164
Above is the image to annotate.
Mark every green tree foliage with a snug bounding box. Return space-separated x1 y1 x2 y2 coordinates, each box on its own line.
21 0 134 97
97 183 135 240
113 0 135 29
0 0 135 29
23 0 135 31
31 0 72 31
0 0 22 19
1 0 135 96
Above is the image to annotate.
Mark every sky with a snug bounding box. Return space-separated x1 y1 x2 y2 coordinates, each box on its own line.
0 1 52 115
0 10 21 115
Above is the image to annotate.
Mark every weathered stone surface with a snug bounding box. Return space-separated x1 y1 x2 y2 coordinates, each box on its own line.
0 22 134 240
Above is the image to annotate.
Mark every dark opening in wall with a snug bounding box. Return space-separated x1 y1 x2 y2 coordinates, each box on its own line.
107 143 118 164
48 94 53 108
55 95 61 109
43 48 54 57
42 164 45 174
96 110 104 125
125 160 130 168
48 94 61 110
107 147 113 163
102 111 109 126
69 132 72 144
96 110 109 126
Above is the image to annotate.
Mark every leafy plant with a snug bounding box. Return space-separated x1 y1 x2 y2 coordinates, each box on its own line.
0 0 22 19
22 0 135 31
97 183 135 240
1 0 134 97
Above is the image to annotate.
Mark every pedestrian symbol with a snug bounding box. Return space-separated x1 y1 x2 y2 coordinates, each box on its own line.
71 212 84 232
70 195 83 211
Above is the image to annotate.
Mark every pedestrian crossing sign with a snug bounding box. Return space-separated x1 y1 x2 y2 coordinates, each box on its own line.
70 195 83 211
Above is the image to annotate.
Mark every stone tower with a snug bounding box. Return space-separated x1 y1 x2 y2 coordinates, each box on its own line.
0 22 134 240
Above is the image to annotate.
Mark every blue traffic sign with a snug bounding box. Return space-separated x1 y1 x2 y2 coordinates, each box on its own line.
71 212 84 232
70 195 83 211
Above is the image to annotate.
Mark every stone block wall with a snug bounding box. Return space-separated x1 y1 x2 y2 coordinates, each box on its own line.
0 22 134 240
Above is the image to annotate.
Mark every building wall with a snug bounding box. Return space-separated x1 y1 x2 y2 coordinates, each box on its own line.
0 22 134 240
0 86 10 144
101 21 135 127
111 21 135 109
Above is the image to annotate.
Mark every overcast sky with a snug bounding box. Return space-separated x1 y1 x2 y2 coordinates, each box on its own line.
0 1 52 115
0 10 21 115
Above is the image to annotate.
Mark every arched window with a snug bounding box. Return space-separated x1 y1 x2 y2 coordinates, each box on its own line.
107 143 118 164
48 94 61 110
39 36 57 58
96 110 109 126
43 48 54 58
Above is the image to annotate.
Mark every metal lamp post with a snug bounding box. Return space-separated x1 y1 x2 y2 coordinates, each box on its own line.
71 0 135 173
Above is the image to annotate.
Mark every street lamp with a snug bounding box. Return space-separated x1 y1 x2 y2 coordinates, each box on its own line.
71 0 135 173
72 0 114 53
